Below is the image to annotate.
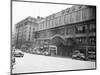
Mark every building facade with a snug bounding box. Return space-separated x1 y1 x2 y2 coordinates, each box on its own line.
34 5 96 58
15 16 38 49
15 5 96 59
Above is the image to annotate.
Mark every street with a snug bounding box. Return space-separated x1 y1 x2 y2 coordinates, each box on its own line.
12 52 96 74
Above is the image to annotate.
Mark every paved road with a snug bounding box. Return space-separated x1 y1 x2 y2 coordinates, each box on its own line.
12 53 96 74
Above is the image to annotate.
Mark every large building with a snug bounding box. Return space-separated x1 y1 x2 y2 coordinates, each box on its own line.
34 5 96 58
15 5 96 59
15 16 38 48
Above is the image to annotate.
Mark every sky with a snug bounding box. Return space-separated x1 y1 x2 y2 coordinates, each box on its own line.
12 1 72 32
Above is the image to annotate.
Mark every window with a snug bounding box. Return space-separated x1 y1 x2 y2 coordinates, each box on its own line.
24 22 28 25
46 21 49 28
76 37 87 44
33 27 35 31
53 18 56 27
70 13 75 23
67 14 70 24
70 13 73 23
60 16 64 25
92 7 96 18
56 17 59 25
82 8 88 20
64 14 68 24
76 25 87 34
88 47 96 52
59 16 61 25
55 18 57 25
89 7 96 19
89 23 96 32
40 23 42 30
42 22 44 30
58 28 65 35
37 32 40 38
28 32 31 41
76 10 82 22
44 22 46 29
89 36 96 45
38 24 40 30
52 27 65 35
49 20 53 28
66 26 75 35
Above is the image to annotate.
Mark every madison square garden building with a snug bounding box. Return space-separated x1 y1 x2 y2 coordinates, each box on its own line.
15 5 96 60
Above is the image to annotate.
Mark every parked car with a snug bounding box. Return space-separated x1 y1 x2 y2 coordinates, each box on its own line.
33 47 41 54
43 51 50 56
72 50 86 60
14 50 24 57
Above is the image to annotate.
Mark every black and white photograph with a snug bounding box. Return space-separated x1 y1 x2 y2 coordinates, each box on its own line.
11 0 96 74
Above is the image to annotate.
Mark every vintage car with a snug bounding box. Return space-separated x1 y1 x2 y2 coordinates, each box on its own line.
14 50 24 57
72 50 86 60
33 45 57 56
